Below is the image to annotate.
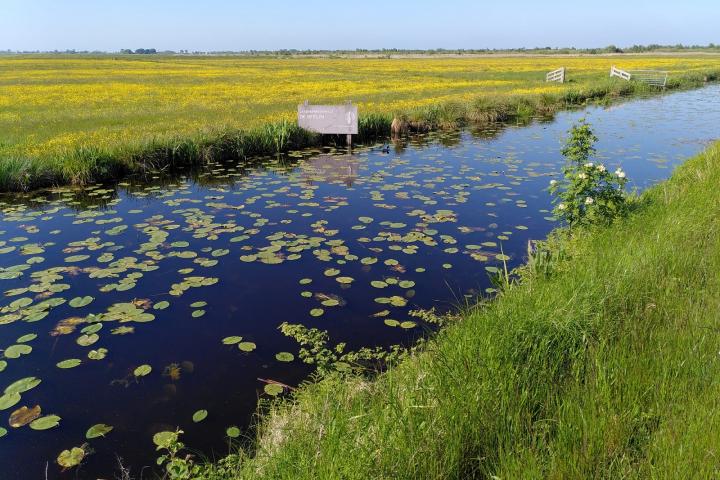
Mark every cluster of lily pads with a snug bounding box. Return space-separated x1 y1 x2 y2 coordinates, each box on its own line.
0 139 556 473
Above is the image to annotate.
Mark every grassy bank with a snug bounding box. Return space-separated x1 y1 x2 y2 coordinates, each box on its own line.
1 54 720 190
190 141 720 479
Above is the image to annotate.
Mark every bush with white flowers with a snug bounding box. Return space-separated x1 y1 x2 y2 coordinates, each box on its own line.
549 119 628 227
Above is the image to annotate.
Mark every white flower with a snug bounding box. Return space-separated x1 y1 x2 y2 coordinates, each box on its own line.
558 203 566 210
585 197 594 205
549 179 558 186
578 173 588 180
596 164 606 172
615 168 626 178
584 162 594 168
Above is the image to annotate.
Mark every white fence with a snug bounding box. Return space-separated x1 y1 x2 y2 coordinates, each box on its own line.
546 67 565 83
610 65 668 87
629 70 669 87
610 65 632 81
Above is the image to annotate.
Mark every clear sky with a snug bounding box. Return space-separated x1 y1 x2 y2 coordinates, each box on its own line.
1 0 718 52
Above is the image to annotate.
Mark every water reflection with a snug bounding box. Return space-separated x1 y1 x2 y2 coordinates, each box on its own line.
302 154 360 186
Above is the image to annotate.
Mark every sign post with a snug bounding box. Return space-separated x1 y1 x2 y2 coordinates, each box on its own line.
298 101 358 151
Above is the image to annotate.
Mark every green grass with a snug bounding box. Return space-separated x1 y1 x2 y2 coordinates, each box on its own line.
191 142 720 479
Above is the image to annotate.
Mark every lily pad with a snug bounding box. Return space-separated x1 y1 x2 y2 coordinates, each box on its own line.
29 414 61 430
389 296 408 307
275 352 294 362
264 384 284 396
64 255 90 263
57 446 85 468
222 336 243 345
69 296 94 308
192 409 208 423
56 359 82 369
3 344 32 359
134 364 152 377
238 342 256 352
16 334 37 343
153 301 170 310
0 392 21 410
226 426 240 438
4 377 41 395
9 404 41 427
87 348 108 360
76 334 99 347
152 430 178 449
81 323 102 334
86 423 113 439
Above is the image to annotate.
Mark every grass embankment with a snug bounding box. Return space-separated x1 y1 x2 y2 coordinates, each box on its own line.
1 55 720 190
196 143 720 479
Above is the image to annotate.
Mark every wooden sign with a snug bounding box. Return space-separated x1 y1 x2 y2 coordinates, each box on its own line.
546 67 565 83
298 101 358 135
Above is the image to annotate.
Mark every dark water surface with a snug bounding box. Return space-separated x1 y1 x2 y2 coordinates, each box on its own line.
1 85 719 479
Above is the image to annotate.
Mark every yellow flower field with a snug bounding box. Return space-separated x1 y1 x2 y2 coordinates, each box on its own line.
1 54 720 161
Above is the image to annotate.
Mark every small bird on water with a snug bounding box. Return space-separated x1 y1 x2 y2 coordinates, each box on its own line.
381 144 390 153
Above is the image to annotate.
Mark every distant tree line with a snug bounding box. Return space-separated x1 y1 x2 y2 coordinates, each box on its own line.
161 44 720 56
120 48 158 54
263 44 719 56
2 44 719 56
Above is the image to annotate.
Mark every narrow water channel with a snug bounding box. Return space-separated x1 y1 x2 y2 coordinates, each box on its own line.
1 85 718 479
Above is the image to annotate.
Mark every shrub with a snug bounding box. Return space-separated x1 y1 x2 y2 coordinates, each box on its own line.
550 119 628 226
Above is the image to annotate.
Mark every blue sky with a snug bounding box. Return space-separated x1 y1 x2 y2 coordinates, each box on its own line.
1 0 718 51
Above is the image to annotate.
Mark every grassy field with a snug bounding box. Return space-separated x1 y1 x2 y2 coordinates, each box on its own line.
2 54 720 190
190 142 720 479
